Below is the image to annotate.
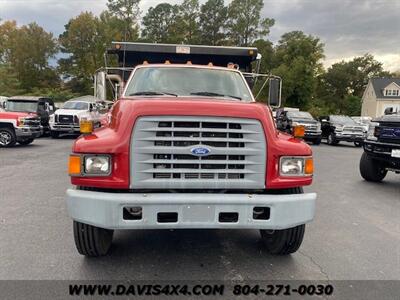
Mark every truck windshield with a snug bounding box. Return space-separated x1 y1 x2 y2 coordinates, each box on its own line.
287 111 313 119
6 100 37 113
62 102 89 110
125 67 253 102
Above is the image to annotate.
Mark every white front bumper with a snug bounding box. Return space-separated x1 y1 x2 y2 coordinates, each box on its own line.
66 189 316 230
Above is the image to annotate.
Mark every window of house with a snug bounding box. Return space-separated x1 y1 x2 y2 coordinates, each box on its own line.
385 89 399 96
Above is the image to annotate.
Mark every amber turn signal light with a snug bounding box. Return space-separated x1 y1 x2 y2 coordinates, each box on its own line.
305 158 314 175
69 155 81 176
80 119 94 134
293 125 305 138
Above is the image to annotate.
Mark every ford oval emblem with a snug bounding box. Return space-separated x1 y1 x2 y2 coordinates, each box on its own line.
191 146 211 157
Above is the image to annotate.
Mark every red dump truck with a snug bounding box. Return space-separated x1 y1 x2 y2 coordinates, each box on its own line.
67 42 316 257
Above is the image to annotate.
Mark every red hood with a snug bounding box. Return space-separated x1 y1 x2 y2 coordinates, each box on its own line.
0 111 38 119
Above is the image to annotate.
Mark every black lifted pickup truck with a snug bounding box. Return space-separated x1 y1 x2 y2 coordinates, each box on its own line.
319 115 366 147
276 110 322 145
360 111 400 182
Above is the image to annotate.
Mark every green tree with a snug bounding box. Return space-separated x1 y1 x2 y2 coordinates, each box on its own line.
180 0 200 44
0 21 58 93
106 0 140 41
199 0 228 45
59 12 110 94
141 3 183 43
272 31 325 109
322 54 389 113
227 0 274 46
0 65 23 96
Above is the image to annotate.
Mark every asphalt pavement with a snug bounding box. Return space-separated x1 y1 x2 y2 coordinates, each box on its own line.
0 137 399 281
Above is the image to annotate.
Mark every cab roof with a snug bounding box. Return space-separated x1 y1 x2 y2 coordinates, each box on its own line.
8 96 50 101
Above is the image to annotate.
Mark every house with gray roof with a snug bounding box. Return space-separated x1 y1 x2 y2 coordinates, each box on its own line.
361 78 400 117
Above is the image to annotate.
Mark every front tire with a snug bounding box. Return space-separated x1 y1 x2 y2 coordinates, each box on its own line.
0 127 16 147
73 221 114 257
327 133 338 145
359 152 387 182
260 225 305 255
260 187 306 255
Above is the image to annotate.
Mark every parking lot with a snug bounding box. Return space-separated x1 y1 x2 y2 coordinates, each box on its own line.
0 137 399 281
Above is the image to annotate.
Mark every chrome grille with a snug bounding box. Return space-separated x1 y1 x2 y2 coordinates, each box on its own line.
305 124 317 131
57 114 74 124
343 126 364 133
130 116 266 189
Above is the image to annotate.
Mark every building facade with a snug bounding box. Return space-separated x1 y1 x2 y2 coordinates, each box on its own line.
361 78 400 118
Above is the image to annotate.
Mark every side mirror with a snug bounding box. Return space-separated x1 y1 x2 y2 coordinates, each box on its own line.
384 107 393 115
268 78 282 108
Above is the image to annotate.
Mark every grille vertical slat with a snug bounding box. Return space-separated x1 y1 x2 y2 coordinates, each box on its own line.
130 116 266 189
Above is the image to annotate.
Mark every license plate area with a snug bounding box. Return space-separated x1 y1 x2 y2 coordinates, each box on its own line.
182 205 215 222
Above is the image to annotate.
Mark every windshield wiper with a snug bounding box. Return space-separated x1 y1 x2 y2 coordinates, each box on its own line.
129 91 178 97
190 92 242 100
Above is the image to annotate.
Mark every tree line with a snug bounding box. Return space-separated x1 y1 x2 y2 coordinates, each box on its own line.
0 0 398 116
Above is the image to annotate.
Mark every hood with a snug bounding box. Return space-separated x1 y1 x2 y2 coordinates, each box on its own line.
112 97 270 124
55 109 89 116
0 111 38 119
291 118 318 124
373 114 400 124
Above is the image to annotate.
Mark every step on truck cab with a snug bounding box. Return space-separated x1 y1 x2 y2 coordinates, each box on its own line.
67 42 317 257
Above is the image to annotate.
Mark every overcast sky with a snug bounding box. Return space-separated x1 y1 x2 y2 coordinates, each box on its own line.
0 0 399 71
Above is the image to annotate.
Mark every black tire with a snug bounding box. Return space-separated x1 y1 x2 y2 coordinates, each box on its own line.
0 127 17 147
50 131 59 138
327 133 338 145
260 187 306 255
73 221 114 257
354 141 363 147
313 138 321 145
18 138 34 145
359 152 387 182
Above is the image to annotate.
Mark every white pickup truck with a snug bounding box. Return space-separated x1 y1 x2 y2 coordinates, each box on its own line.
49 96 103 138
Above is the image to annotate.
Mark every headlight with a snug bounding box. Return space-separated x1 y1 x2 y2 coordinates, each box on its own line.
49 114 55 122
316 123 321 131
367 122 378 140
84 155 111 175
334 125 343 132
68 154 111 176
292 122 299 127
280 156 313 177
17 117 26 126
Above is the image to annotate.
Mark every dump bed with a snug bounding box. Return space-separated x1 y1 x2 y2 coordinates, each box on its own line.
107 42 258 72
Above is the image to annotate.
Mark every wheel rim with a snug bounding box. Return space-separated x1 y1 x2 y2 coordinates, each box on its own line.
0 131 12 146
